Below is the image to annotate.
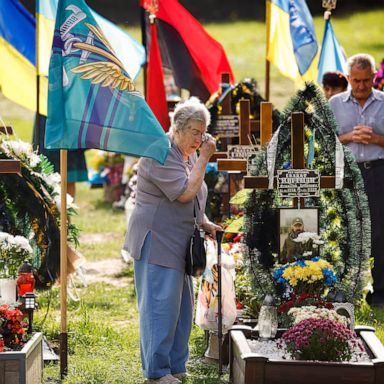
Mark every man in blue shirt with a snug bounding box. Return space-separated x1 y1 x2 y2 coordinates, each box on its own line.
330 53 384 307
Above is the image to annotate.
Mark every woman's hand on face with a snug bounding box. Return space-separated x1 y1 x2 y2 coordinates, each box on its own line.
200 220 223 240
199 134 216 159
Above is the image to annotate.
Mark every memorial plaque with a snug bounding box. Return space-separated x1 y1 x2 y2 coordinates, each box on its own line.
212 115 239 138
227 145 258 160
277 169 320 197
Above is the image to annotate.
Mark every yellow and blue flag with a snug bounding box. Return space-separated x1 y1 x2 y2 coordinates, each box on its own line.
0 0 47 113
46 0 169 163
267 0 319 83
37 0 145 79
317 19 347 83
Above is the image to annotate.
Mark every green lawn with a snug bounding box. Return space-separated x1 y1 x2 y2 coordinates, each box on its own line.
3 8 384 383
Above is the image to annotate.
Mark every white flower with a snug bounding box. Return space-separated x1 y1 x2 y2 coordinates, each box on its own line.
1 139 41 169
54 193 78 212
2 140 32 158
13 236 33 254
29 153 41 168
42 172 61 190
293 232 324 244
288 306 349 327
0 232 33 278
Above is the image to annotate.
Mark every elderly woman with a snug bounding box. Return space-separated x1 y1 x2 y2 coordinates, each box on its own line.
124 97 221 384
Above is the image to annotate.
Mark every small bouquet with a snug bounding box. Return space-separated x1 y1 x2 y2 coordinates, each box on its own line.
0 232 32 279
274 256 337 295
279 318 364 362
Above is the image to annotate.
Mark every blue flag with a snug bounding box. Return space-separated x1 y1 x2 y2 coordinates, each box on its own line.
46 0 169 164
0 0 45 112
267 0 319 83
317 19 347 83
37 0 145 79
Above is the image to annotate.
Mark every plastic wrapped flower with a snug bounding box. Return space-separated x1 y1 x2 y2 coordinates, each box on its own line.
273 257 337 295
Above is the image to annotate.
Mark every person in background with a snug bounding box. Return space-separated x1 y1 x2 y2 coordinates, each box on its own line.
280 217 313 264
373 58 384 91
329 53 384 307
322 71 348 100
123 97 222 384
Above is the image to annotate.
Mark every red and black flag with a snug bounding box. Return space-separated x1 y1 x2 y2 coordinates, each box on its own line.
141 0 234 103
146 18 171 131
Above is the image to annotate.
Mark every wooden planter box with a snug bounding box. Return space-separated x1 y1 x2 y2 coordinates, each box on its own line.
0 332 43 384
230 325 384 384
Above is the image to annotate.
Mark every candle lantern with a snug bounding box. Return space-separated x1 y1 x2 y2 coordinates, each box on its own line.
24 292 36 334
17 260 35 299
257 294 278 340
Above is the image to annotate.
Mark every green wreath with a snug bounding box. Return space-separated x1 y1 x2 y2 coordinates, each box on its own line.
243 83 371 304
0 139 79 288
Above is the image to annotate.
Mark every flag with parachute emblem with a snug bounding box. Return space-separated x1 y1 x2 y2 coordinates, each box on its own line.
46 0 169 164
37 0 145 80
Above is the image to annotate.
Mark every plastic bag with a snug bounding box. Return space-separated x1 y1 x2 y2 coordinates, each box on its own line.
195 241 237 333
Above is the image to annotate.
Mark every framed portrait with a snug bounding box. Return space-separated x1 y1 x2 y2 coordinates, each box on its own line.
278 208 319 263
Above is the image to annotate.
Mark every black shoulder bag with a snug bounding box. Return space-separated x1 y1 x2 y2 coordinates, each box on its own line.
185 198 206 277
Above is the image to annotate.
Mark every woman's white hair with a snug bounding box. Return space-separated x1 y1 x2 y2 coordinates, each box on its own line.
170 96 211 134
347 53 376 75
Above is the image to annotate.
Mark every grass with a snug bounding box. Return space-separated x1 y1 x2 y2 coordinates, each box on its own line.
3 8 384 383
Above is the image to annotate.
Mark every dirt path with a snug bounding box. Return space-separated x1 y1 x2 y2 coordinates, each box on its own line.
82 258 130 287
78 233 132 287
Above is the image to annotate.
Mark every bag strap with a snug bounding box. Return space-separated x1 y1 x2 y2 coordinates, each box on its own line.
193 197 200 229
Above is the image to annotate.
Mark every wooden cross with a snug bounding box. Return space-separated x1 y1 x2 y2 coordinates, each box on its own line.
243 112 348 206
216 100 273 173
0 125 21 174
208 77 273 217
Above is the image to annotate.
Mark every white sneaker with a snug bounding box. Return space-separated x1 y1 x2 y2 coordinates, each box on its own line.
147 374 181 384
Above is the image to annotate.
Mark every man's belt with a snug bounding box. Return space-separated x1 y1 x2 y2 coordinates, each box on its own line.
358 159 384 170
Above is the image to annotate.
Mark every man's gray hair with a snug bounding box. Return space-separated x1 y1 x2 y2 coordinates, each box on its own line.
170 97 211 134
347 53 376 75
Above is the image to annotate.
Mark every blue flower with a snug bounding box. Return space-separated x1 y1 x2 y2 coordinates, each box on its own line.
295 259 306 267
273 265 288 284
282 161 291 170
322 268 337 286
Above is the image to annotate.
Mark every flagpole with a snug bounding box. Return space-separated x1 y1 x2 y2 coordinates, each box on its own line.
265 0 271 101
60 149 68 378
141 6 148 98
35 0 41 149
